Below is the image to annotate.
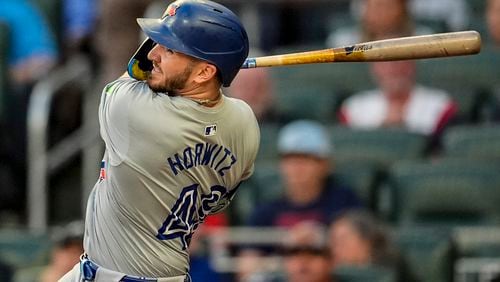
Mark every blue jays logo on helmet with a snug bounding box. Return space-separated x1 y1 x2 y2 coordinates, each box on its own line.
162 3 179 18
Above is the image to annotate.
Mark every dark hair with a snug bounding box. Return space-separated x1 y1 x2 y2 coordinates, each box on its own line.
332 210 397 266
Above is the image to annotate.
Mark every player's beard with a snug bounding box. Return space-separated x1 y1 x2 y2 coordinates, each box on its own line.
147 62 195 93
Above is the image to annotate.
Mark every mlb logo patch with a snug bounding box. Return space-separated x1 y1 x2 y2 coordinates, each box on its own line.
204 124 217 136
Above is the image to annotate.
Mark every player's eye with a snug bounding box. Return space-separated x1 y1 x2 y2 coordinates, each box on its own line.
165 48 174 54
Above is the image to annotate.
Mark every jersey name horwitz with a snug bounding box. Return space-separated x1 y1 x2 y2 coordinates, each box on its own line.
166 142 237 176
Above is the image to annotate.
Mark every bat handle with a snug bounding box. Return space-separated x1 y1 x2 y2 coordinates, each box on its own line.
241 58 257 69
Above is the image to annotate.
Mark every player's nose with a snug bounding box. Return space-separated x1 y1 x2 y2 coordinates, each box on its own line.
147 44 161 62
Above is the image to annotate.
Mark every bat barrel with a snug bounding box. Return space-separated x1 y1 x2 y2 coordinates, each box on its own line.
336 30 482 62
240 30 481 68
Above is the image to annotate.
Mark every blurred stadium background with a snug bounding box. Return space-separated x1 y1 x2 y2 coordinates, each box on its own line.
0 0 499 281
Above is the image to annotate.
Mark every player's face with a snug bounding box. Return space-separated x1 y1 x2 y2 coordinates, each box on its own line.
146 43 197 93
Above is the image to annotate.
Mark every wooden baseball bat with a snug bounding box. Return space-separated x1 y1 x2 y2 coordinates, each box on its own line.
241 31 481 68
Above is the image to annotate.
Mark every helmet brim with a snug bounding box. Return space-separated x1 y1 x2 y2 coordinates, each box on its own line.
137 18 178 50
137 18 209 63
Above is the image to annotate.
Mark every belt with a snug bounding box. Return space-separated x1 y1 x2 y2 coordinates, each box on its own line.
80 255 190 282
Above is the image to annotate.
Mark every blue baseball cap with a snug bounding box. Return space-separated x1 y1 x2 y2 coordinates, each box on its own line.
277 120 331 159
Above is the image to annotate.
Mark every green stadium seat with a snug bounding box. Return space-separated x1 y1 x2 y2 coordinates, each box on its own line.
443 124 500 161
452 227 500 282
256 122 281 163
388 159 500 226
453 226 500 259
273 83 339 122
0 229 51 270
229 163 283 224
330 126 427 169
334 162 379 209
228 180 258 225
14 266 45 282
395 226 454 282
252 163 284 204
270 61 373 99
416 47 500 93
333 265 397 282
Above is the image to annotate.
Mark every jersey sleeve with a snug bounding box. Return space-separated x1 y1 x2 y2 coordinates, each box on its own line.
98 78 154 166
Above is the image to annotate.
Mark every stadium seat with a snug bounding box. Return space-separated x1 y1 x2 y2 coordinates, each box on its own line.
395 226 454 282
416 47 500 94
330 126 427 169
453 226 500 259
388 159 500 226
229 163 283 224
453 227 500 281
272 82 339 122
333 264 397 282
443 124 500 161
255 122 281 163
334 162 379 209
251 163 284 204
270 61 373 101
14 266 45 282
0 229 52 270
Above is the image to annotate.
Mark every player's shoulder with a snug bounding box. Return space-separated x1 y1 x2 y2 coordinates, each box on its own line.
223 96 259 127
224 95 255 114
104 77 153 97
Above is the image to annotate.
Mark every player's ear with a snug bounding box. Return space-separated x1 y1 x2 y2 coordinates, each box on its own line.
193 63 218 84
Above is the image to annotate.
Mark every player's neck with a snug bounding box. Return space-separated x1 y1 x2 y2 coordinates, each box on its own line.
178 81 222 107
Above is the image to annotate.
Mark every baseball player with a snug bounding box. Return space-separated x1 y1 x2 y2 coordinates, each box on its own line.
60 0 259 281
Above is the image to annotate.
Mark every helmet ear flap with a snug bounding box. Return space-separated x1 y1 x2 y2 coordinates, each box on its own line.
127 38 155 80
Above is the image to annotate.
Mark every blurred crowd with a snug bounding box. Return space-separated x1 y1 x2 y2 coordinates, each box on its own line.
0 0 500 281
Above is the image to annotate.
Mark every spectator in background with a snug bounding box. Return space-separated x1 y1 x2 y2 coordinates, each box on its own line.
487 0 500 47
281 221 333 282
349 0 470 32
226 49 275 122
329 210 416 282
63 0 97 56
0 0 59 220
247 120 362 228
326 0 433 47
40 221 84 282
0 1 58 86
238 120 361 281
338 60 456 151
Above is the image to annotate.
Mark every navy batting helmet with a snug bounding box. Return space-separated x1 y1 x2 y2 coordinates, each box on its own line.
136 0 249 87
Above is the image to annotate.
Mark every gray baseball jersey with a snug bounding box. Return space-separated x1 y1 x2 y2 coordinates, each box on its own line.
83 77 260 277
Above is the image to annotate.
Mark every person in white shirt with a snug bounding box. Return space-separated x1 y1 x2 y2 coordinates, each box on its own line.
338 60 457 138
